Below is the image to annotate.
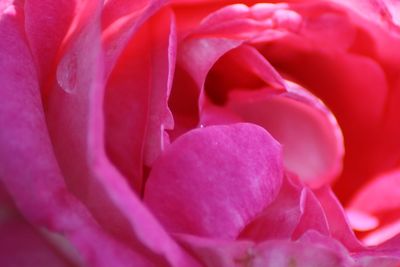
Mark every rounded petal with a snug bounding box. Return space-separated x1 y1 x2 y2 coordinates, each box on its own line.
227 81 344 187
144 123 283 239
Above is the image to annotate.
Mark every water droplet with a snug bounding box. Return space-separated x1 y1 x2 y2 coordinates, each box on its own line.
57 52 78 93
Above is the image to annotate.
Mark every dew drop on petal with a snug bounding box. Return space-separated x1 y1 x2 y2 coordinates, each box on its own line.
57 52 78 93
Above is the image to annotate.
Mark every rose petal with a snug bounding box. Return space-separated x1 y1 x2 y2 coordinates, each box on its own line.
175 234 254 267
349 169 400 245
239 174 304 241
346 210 380 232
253 231 355 267
0 217 73 267
37 1 198 266
104 8 176 192
144 123 283 239
262 36 388 201
169 36 242 137
227 81 344 187
314 187 363 251
102 0 167 77
331 0 400 31
24 0 75 83
240 174 329 242
292 188 330 239
176 232 355 267
0 7 173 267
203 44 285 106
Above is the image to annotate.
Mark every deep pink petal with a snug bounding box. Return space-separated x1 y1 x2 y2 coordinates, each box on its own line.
0 7 174 267
240 174 329 242
144 123 283 239
0 217 74 267
203 44 285 107
0 185 74 267
102 0 166 77
176 231 355 267
104 8 176 192
292 188 330 239
25 2 198 266
24 0 75 83
175 234 254 267
227 81 344 187
169 37 242 137
314 187 363 251
253 231 355 267
239 174 303 241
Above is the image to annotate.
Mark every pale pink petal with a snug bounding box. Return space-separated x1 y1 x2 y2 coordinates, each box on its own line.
363 221 400 247
104 8 176 192
346 210 379 232
262 37 388 202
330 0 400 31
189 3 303 41
227 81 344 187
350 170 400 213
144 123 283 239
349 169 400 245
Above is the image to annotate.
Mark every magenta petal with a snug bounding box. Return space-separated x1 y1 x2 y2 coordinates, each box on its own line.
37 2 198 266
102 0 167 77
175 234 254 267
239 174 303 241
0 218 73 267
176 231 355 267
144 123 283 239
0 186 73 267
227 81 344 187
0 9 171 267
292 188 330 239
254 233 354 267
240 174 329 242
24 0 75 81
314 187 363 251
104 8 176 192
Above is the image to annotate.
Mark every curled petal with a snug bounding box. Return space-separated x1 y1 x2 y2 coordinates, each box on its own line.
227 81 344 187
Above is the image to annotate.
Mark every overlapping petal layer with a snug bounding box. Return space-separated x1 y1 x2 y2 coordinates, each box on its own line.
144 123 283 239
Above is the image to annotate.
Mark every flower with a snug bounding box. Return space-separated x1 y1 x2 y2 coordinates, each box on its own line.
1 0 400 266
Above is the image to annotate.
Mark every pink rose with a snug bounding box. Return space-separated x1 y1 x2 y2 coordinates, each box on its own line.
1 0 400 266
